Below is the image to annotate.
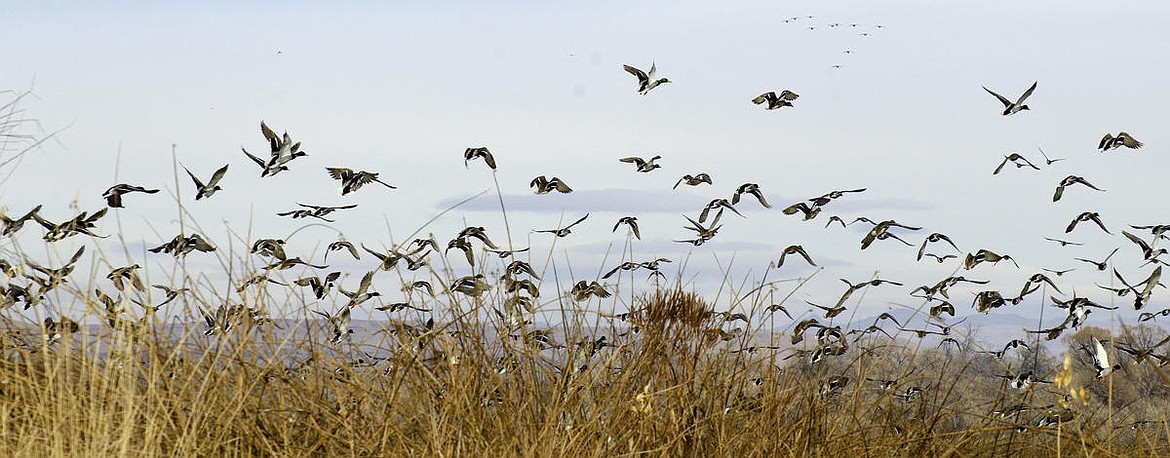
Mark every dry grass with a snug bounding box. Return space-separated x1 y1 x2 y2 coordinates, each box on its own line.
3 282 1170 457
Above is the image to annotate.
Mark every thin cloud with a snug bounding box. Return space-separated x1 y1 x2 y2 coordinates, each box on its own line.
436 188 706 214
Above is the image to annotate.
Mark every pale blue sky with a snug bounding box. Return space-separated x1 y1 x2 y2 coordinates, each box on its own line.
2 1 1169 329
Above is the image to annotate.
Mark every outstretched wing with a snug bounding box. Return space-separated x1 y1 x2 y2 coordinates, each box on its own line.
1015 81 1038 105
982 86 1011 107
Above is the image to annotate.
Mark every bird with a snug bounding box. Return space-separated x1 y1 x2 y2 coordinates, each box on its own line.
619 155 662 173
623 62 671 95
184 164 229 200
1098 132 1143 151
107 264 145 292
751 90 799 110
102 184 159 208
464 147 497 170
1091 336 1121 379
535 213 589 238
1065 212 1110 234
982 81 1037 116
922 253 957 263
1122 230 1168 262
916 232 960 261
313 307 352 344
809 188 867 207
613 216 641 240
325 240 361 263
1044 237 1082 247
860 220 920 250
277 203 358 223
699 199 743 223
571 280 611 301
339 270 380 308
326 167 396 195
731 183 771 208
1052 176 1105 202
992 153 1040 175
782 202 821 221
241 147 289 177
253 121 309 176
487 247 531 259
777 245 816 267
1042 267 1075 277
929 302 956 319
806 300 846 319
530 176 573 194
1038 147 1065 165
674 173 713 189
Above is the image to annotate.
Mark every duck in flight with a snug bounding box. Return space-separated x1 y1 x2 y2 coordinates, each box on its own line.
102 184 159 208
184 164 229 200
535 214 589 238
992 153 1040 175
620 155 662 173
982 81 1037 116
751 90 799 110
623 62 671 95
674 173 712 189
326 167 396 195
1099 132 1143 151
1053 176 1104 202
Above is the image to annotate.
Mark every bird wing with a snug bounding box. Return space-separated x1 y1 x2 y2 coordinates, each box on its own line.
623 65 647 82
1092 337 1110 369
751 92 774 105
1098 134 1114 150
1119 132 1143 148
326 167 350 180
260 121 278 142
242 148 267 168
566 213 590 229
1015 81 1038 105
207 164 229 187
982 86 1011 107
1052 184 1065 202
779 90 799 100
993 156 1009 175
183 166 205 189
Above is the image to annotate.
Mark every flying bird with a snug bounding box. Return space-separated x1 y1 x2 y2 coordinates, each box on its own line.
1037 147 1065 165
619 155 662 173
184 164 229 200
731 183 771 208
992 153 1040 175
1053 176 1104 202
1098 132 1143 151
326 167 396 195
1091 336 1120 379
982 81 1037 116
535 213 590 238
530 176 573 194
464 147 497 170
751 90 799 110
1065 211 1110 234
102 184 160 208
613 216 641 240
623 62 671 95
674 173 712 189
777 245 816 267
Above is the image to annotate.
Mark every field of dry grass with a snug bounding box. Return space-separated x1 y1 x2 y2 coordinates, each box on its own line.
3 281 1170 457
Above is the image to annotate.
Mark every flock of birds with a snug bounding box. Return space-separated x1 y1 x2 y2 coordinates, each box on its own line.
2 33 1167 432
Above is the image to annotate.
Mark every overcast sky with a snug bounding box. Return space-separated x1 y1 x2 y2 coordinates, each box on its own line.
2 1 1169 332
